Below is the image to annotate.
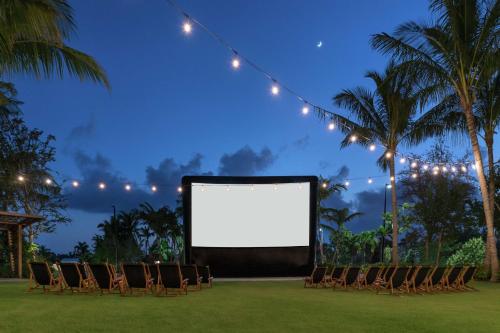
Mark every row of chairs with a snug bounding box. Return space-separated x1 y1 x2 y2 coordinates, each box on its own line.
27 261 214 296
304 265 477 295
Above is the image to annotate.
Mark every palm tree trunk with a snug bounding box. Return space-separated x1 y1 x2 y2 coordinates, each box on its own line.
435 232 443 265
462 102 498 282
484 131 495 275
389 158 399 264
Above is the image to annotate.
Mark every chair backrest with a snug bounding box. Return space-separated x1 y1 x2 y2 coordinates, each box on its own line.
365 267 380 284
29 262 52 286
148 264 159 284
413 266 431 287
89 263 112 289
462 266 476 284
312 266 327 283
407 266 417 280
158 263 183 288
391 267 410 289
384 266 396 282
78 263 88 279
197 265 212 283
345 267 361 285
122 263 148 288
59 263 82 288
447 267 463 284
181 265 200 286
331 267 345 279
431 266 447 285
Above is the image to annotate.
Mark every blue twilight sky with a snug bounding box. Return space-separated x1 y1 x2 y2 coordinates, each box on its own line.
10 0 495 253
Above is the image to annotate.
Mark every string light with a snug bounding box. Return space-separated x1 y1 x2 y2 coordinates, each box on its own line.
182 21 192 34
423 164 429 171
177 186 183 193
399 157 406 164
461 165 467 172
368 178 373 184
451 166 457 173
386 184 392 189
369 144 376 151
322 182 328 188
98 182 106 190
411 173 418 179
344 180 350 187
385 151 392 159
411 161 418 168
17 175 25 182
302 105 310 115
328 122 335 131
151 185 157 192
442 166 448 173
390 176 395 181
350 135 357 142
231 57 240 69
125 184 132 191
45 178 52 185
271 84 279 96
72 180 79 188
471 163 477 170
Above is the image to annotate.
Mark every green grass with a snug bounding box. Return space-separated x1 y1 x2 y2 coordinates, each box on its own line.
0 281 499 333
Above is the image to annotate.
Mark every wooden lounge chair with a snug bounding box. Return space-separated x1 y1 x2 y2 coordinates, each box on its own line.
377 266 410 295
459 266 477 291
58 262 87 293
335 266 361 290
197 265 214 288
304 266 327 288
120 263 153 295
443 266 463 291
411 266 433 293
181 264 203 291
328 266 346 287
157 263 189 296
401 266 419 293
427 266 447 291
359 266 380 289
27 261 60 293
88 263 121 294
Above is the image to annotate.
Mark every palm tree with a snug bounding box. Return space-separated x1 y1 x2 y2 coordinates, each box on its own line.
332 62 436 264
321 207 363 230
371 0 499 280
0 0 109 101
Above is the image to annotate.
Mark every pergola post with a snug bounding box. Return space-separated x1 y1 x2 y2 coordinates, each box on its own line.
17 224 23 278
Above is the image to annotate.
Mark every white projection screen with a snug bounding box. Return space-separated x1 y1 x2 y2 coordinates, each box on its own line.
183 176 318 277
191 182 310 248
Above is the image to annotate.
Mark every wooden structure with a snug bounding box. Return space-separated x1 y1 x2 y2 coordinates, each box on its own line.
0 211 44 278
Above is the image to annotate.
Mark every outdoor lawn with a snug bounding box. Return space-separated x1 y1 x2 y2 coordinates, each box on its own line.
0 281 499 333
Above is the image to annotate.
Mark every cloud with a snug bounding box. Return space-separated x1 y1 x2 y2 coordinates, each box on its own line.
66 116 96 142
292 135 310 150
67 151 211 213
218 146 276 176
320 165 353 210
349 187 392 232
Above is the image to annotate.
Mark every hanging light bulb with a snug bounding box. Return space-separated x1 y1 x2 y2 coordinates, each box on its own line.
322 182 328 188
368 178 373 184
151 185 157 192
98 182 106 190
385 151 393 159
125 184 131 191
386 184 392 189
344 180 350 187
471 163 477 170
411 161 418 168
231 57 240 69
442 166 448 173
182 21 192 34
399 157 406 164
423 164 429 171
411 173 418 179
328 122 335 131
302 105 309 115
177 186 183 193
350 135 358 142
451 166 457 173
390 176 395 181
271 84 280 95
17 175 25 182
369 144 376 151
72 180 79 188
461 165 467 172
45 178 52 185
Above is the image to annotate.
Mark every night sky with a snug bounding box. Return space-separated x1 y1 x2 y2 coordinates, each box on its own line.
10 0 491 253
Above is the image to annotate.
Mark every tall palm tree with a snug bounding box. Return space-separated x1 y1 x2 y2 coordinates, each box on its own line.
320 207 363 230
371 0 499 280
0 0 109 100
332 62 437 264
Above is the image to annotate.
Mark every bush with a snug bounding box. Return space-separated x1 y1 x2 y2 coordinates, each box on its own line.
446 237 485 267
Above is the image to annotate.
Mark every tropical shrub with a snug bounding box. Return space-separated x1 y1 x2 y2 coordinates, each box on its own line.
446 237 485 267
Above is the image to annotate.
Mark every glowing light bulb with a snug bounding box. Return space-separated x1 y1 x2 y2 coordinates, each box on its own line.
177 186 183 193
461 165 467 172
390 176 395 181
350 135 357 142
385 152 393 159
17 175 25 182
386 184 392 189
471 163 477 170
322 182 328 188
433 170 439 175
369 144 376 151
231 57 240 69
328 122 335 131
72 180 79 188
302 105 309 115
99 182 106 190
271 84 279 95
151 185 157 192
368 178 373 184
442 166 448 173
423 164 429 171
344 181 350 187
125 184 131 191
45 178 52 185
399 157 406 164
411 173 418 179
451 166 457 173
411 161 418 168
183 21 192 34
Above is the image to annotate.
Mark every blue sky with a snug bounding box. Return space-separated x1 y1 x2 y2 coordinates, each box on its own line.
10 0 490 253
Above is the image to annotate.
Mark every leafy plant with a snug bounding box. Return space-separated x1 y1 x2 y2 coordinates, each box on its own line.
447 237 485 267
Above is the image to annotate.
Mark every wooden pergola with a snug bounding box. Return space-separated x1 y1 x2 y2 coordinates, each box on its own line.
0 211 44 278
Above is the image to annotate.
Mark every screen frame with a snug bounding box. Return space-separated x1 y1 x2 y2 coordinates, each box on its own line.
182 175 318 275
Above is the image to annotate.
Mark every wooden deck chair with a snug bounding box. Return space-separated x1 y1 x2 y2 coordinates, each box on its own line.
322 266 334 286
197 265 214 288
120 263 153 295
88 263 121 294
328 266 346 287
401 266 419 293
58 263 87 293
427 266 447 291
147 264 160 293
377 266 410 295
335 266 361 290
359 266 380 289
459 266 477 291
181 264 203 291
374 266 395 288
157 263 188 296
78 263 94 289
27 261 60 293
443 266 463 291
304 266 327 288
411 266 432 293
